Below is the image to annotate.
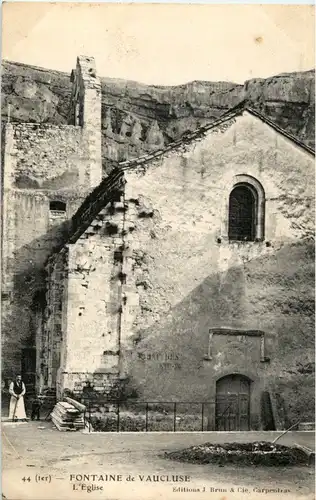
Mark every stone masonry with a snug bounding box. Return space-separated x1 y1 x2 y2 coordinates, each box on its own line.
47 106 314 429
1 56 315 430
1 55 103 388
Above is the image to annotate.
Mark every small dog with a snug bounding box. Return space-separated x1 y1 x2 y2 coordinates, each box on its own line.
31 397 42 421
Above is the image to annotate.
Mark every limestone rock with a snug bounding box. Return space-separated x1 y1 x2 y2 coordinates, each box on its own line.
146 120 164 149
131 118 143 144
102 107 113 136
1 60 314 168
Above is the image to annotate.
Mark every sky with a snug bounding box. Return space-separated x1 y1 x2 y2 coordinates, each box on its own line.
2 3 315 85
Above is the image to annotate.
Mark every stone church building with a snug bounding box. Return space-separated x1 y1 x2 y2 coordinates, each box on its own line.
1 56 315 430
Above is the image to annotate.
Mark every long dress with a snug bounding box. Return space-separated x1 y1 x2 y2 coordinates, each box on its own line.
9 381 27 420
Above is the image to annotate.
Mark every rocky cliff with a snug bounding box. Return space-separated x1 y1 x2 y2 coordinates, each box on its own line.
2 60 315 173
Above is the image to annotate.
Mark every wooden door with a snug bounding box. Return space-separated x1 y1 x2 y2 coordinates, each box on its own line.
215 374 250 431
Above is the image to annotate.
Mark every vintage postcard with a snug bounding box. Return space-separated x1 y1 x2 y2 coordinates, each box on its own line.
1 3 315 500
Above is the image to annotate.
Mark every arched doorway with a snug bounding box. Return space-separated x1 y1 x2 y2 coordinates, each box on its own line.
215 374 251 431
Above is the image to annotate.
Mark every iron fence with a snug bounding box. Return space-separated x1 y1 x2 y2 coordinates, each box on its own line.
82 399 219 433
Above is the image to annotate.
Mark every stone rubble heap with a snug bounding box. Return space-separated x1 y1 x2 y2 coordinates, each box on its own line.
51 401 85 431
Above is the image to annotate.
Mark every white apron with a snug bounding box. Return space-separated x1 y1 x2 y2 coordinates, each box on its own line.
8 381 27 420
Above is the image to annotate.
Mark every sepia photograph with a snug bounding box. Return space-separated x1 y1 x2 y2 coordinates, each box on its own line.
1 3 315 499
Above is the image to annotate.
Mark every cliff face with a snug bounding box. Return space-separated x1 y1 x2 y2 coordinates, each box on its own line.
2 60 315 173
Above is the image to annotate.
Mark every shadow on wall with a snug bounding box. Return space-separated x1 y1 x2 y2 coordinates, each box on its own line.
2 219 71 379
123 238 315 425
15 170 79 191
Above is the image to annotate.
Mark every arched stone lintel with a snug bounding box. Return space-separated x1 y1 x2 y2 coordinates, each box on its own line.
221 174 266 241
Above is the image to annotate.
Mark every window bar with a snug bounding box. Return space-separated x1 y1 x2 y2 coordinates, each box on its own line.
117 402 120 432
173 403 177 432
260 333 265 361
145 403 149 432
201 402 204 431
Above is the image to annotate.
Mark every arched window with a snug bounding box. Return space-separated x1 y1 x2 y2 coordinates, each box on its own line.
49 201 66 213
228 184 256 241
221 175 265 243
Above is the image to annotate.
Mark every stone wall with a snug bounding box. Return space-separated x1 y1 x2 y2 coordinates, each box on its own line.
41 109 314 427
1 184 85 384
1 56 103 386
117 112 313 426
69 55 102 187
119 112 313 329
54 201 127 398
1 119 92 381
41 249 68 391
46 109 314 426
11 123 84 190
40 165 127 396
124 238 314 427
3 53 314 426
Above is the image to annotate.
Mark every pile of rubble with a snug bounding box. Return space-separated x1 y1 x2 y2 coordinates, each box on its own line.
164 441 310 466
51 398 85 432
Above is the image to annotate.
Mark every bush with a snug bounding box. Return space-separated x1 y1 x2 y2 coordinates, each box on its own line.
106 377 139 402
90 413 146 432
87 410 205 432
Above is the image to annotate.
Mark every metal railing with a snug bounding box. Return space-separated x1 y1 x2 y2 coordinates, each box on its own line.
82 399 218 433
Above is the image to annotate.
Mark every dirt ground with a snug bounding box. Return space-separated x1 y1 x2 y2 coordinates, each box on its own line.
2 420 315 500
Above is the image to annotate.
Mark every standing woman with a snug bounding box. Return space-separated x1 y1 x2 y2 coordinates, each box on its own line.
9 375 27 421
